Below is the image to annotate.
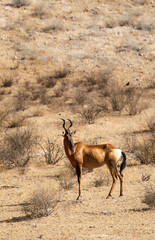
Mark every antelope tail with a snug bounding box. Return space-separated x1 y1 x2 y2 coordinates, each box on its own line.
120 151 126 174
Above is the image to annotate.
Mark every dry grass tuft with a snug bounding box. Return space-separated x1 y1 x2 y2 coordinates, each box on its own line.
14 91 29 111
40 138 64 165
22 188 57 219
94 175 110 188
11 0 30 8
127 136 155 165
142 187 155 208
1 77 14 88
79 107 101 124
43 19 64 33
58 167 75 190
125 88 148 115
31 1 48 19
37 75 57 88
0 128 35 169
4 115 25 129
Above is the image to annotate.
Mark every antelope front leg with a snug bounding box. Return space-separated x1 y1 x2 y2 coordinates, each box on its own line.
76 164 82 200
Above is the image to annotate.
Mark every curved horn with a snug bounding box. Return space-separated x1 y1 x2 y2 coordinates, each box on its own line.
61 118 67 132
67 119 73 130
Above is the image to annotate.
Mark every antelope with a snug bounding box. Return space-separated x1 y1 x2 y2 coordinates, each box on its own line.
61 119 126 200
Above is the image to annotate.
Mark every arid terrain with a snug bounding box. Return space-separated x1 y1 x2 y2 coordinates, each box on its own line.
0 0 155 239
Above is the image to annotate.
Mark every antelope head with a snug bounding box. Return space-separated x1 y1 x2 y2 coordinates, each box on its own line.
61 118 76 152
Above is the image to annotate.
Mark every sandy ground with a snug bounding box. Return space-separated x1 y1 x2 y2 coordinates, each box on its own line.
0 163 155 240
0 0 155 239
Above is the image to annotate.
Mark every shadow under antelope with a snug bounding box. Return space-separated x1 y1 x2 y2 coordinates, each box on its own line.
61 119 126 200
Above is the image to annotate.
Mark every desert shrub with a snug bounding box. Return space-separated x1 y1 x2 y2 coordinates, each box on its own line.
124 39 145 53
147 78 155 89
31 109 44 117
108 84 128 112
0 110 9 127
37 75 57 88
39 87 50 105
105 19 117 28
5 115 25 128
74 90 86 105
43 19 63 33
145 117 155 136
125 88 148 115
142 187 155 208
118 15 133 27
53 87 64 98
85 69 111 93
54 66 69 79
22 188 57 219
105 85 147 114
59 169 74 190
11 0 29 8
0 128 35 169
85 71 98 89
79 107 101 124
136 20 155 31
14 91 28 111
127 136 155 165
1 77 13 88
40 138 64 165
31 1 48 19
94 175 110 187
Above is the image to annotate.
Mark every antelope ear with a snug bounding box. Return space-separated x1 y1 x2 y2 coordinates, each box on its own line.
71 130 77 135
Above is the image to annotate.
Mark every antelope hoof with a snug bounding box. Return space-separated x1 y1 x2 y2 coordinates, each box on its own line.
106 195 112 199
119 194 124 197
76 196 80 200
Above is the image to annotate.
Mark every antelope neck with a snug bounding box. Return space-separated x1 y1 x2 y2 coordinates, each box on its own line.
64 137 75 153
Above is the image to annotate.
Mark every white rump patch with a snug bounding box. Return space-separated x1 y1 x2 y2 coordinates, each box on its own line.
111 149 122 161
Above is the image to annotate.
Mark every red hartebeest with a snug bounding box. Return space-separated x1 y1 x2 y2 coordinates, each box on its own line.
61 119 126 200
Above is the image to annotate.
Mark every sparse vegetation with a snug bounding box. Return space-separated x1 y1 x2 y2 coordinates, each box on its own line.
146 117 155 135
127 136 155 165
22 188 57 218
124 39 145 53
53 87 64 98
85 69 112 93
59 169 74 190
79 107 101 124
74 90 86 105
40 138 64 165
31 1 48 19
0 0 155 238
43 19 63 33
108 84 128 112
125 88 148 115
142 187 155 208
94 175 110 187
39 87 49 105
0 128 35 169
14 91 28 111
5 115 25 128
1 77 13 88
37 75 57 88
136 20 155 31
11 0 30 8
54 66 69 79
0 110 9 127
